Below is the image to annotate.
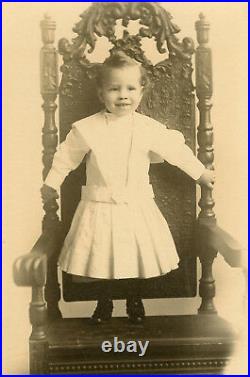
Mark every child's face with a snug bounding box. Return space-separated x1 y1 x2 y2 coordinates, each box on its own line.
98 66 143 117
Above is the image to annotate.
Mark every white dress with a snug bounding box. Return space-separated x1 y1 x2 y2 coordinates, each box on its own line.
45 110 205 279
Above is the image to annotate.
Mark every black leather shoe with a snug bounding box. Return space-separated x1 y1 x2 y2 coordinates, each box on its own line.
90 299 113 324
126 297 145 324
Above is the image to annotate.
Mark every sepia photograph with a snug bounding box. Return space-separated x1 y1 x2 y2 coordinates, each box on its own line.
3 2 247 374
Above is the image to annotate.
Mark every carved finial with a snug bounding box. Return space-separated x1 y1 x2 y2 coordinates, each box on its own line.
40 13 56 29
195 13 210 46
40 14 56 45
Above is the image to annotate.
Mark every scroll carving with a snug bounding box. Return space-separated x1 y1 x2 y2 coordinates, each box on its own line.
59 2 194 62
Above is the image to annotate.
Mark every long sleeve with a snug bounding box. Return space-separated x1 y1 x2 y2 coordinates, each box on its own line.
150 125 205 180
44 125 90 191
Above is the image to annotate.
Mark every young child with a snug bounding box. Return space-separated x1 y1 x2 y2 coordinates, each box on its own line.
41 52 214 324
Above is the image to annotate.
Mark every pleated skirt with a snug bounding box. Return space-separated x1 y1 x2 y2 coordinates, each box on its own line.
58 198 180 279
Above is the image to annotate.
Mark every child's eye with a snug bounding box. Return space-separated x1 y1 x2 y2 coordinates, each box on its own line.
128 87 136 91
109 87 118 91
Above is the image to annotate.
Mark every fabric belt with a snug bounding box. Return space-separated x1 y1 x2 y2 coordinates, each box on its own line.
81 185 155 204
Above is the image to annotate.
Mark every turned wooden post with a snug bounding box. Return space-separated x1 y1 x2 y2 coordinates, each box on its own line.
29 287 48 374
27 253 48 373
40 14 59 232
40 15 62 321
195 14 217 314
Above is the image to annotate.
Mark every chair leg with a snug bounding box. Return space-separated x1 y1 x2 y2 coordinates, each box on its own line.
198 249 217 314
30 340 48 374
29 286 49 373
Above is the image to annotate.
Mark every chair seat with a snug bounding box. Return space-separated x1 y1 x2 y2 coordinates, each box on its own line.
43 314 236 374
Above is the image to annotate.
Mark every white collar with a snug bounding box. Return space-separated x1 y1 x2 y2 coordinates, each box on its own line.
102 109 135 125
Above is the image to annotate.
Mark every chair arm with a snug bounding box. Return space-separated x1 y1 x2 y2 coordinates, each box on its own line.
196 222 243 267
13 228 63 287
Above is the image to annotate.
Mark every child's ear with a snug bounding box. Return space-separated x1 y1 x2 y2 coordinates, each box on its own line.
97 88 104 103
140 86 145 99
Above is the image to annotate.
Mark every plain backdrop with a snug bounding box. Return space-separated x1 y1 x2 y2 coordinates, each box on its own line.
3 2 248 374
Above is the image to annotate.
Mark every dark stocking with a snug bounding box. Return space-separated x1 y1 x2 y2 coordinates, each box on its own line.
126 279 145 323
90 283 113 324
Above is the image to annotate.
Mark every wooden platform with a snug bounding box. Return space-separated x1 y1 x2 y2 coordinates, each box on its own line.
35 314 236 374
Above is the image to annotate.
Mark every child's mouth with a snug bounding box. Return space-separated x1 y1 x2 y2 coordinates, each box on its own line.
116 104 130 107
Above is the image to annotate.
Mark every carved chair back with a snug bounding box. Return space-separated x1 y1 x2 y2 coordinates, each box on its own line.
41 3 212 309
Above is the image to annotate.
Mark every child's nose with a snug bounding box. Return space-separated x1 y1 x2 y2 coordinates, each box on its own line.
119 89 128 99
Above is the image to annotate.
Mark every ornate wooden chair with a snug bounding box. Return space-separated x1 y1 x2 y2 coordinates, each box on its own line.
13 3 243 374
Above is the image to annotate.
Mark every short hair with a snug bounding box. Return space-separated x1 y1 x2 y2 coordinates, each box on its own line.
97 51 148 88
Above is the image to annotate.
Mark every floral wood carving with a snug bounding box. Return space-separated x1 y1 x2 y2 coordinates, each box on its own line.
58 2 194 62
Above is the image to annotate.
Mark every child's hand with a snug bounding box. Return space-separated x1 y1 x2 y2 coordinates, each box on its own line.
40 184 59 203
196 169 215 189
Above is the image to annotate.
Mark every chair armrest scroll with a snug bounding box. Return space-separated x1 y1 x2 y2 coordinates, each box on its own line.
196 222 243 267
13 229 63 287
